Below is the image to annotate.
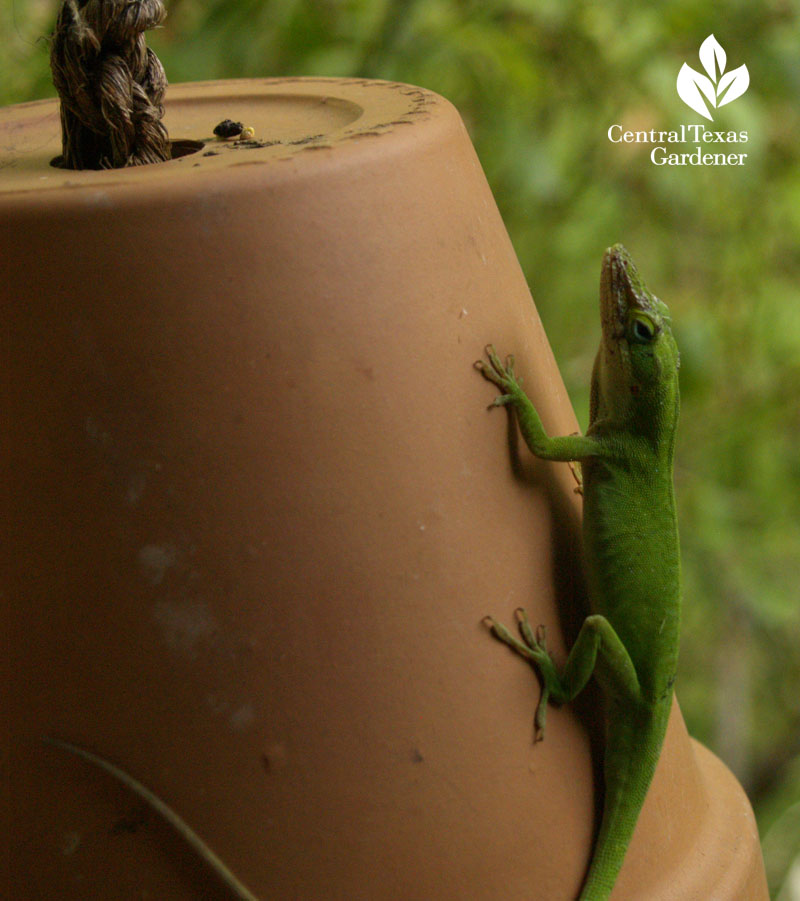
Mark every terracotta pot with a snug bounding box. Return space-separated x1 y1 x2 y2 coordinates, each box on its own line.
1 78 767 899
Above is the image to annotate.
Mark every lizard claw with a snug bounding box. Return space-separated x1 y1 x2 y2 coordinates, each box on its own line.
475 345 523 405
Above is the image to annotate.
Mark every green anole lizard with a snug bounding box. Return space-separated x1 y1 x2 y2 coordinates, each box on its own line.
475 244 681 901
43 246 677 901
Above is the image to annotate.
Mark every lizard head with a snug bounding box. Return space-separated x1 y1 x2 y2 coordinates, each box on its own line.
591 244 680 435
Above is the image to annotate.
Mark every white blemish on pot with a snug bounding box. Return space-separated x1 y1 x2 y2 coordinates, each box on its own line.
85 416 111 449
262 742 289 773
153 598 216 654
138 544 178 585
126 461 164 506
126 471 148 506
206 692 228 715
61 831 81 856
230 704 256 731
85 190 113 208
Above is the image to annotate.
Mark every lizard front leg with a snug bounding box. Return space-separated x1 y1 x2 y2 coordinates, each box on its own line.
475 345 601 463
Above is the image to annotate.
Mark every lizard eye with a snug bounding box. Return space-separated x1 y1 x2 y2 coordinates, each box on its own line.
629 314 657 343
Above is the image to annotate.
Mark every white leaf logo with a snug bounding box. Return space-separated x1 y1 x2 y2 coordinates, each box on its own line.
677 35 749 120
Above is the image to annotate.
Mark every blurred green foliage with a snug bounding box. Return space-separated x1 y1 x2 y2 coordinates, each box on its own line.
5 0 800 893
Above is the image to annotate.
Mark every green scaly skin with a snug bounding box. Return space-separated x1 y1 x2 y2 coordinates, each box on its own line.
476 245 681 901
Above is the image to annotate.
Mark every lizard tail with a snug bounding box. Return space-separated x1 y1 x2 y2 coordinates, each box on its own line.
578 717 668 901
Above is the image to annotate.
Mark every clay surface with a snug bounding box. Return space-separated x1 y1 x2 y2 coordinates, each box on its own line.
1 78 767 899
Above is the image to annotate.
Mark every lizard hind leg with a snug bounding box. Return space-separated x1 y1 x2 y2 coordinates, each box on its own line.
482 608 564 741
